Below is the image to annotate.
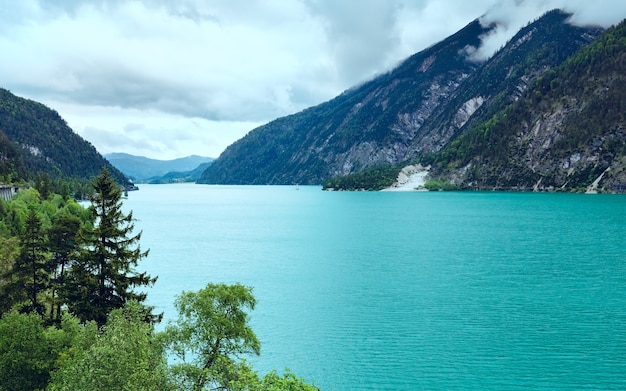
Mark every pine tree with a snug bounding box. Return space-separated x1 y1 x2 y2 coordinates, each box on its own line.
35 172 52 200
1 209 49 316
48 212 82 324
65 167 158 326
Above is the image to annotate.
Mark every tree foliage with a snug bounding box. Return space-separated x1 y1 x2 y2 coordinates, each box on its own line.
64 167 157 326
0 88 128 187
0 311 68 391
48 212 82 324
0 182 317 391
1 275 316 391
0 188 91 317
1 209 49 316
322 164 401 190
47 302 174 391
1 168 156 325
163 283 261 391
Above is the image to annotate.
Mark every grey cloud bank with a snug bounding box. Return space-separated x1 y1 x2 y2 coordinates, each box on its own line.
0 0 624 159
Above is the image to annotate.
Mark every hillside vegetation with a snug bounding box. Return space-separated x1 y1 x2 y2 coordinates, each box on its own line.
322 164 401 191
0 129 27 183
0 88 128 189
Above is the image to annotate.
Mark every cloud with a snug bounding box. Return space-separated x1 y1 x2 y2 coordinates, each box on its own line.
47 100 261 159
1 0 494 121
303 1 401 82
2 1 325 121
470 0 626 61
0 0 624 159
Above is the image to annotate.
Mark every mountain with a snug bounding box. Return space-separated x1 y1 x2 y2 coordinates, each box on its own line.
198 10 603 185
408 10 603 156
0 88 128 185
147 162 213 184
105 153 214 181
428 17 626 192
199 18 493 185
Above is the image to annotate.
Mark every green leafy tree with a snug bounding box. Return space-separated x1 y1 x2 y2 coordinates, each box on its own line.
0 311 68 391
47 301 174 391
1 209 49 316
228 369 319 391
162 283 262 391
256 370 319 391
65 167 157 326
322 164 402 191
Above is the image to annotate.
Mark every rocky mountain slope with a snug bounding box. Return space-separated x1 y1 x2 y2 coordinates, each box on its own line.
199 10 604 185
199 18 493 184
411 10 602 156
429 18 626 192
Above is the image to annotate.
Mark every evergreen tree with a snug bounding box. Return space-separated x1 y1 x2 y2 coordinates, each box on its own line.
48 213 82 324
35 172 52 200
65 167 157 326
1 209 49 317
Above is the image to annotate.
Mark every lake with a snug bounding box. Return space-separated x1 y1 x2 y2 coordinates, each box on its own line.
123 184 626 390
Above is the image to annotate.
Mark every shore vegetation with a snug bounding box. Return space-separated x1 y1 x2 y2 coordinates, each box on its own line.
0 169 317 391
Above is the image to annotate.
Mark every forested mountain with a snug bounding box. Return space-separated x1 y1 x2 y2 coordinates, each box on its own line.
428 18 626 192
0 88 128 185
105 153 214 181
0 129 27 183
199 10 604 185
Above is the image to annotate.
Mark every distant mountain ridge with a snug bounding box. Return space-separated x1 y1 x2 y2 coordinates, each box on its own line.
147 162 213 184
105 153 214 181
198 10 605 186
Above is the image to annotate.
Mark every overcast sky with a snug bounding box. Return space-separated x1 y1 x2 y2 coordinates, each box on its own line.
1 0 625 160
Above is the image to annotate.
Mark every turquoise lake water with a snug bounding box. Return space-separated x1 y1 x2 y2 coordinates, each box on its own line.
123 184 626 390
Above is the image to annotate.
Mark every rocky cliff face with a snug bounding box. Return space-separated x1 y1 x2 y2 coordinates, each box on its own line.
409 10 603 158
431 18 626 192
199 10 604 186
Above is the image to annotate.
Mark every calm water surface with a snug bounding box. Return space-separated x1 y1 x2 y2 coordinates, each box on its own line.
124 184 626 390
